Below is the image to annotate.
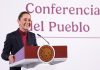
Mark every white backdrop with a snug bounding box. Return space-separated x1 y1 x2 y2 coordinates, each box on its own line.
0 0 100 70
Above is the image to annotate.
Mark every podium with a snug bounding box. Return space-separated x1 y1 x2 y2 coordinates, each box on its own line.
9 45 67 68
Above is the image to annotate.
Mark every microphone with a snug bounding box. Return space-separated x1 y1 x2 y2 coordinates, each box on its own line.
37 34 50 45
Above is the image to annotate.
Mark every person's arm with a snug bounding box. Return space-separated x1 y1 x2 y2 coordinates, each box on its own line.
1 34 12 60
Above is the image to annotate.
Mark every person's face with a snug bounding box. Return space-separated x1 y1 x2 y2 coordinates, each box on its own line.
18 14 32 31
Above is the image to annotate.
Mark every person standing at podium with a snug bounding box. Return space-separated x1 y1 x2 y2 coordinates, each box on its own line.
1 11 38 70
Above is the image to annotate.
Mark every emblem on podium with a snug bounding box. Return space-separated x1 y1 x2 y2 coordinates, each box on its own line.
38 45 55 63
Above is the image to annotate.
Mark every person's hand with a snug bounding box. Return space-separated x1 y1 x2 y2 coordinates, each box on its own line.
8 55 15 64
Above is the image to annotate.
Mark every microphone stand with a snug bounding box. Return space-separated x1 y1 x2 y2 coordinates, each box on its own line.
37 34 50 45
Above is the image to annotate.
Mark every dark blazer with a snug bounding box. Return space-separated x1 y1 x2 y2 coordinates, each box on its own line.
1 29 37 70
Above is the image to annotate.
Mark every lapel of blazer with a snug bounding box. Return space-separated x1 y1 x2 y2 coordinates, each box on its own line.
15 29 23 48
27 32 33 46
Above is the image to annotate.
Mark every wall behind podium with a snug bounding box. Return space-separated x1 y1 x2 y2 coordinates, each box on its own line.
0 0 100 70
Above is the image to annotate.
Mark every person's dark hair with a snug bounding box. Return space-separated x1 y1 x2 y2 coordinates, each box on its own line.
18 11 30 20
